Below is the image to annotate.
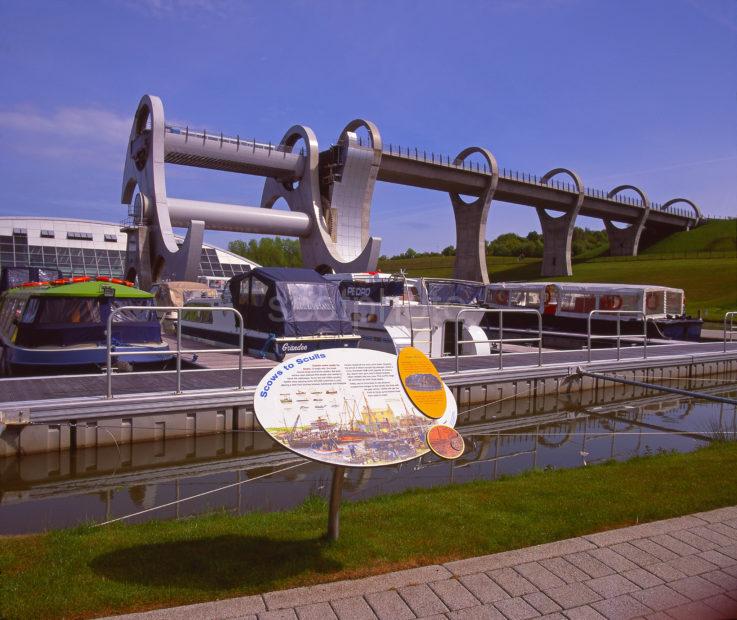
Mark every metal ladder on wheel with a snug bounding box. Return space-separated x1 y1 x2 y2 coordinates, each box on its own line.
407 300 434 357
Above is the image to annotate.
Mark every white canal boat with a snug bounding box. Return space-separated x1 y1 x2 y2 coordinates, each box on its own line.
324 273 492 358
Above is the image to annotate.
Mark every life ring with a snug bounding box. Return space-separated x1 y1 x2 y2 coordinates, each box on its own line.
96 276 111 282
610 295 622 310
72 276 91 283
494 290 509 305
646 292 658 311
110 278 125 285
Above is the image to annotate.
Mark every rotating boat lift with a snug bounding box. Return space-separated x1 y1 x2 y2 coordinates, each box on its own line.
121 95 703 288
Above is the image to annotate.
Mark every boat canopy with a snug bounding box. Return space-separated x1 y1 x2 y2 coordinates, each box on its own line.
1 281 161 348
426 279 485 305
229 268 352 337
485 282 685 316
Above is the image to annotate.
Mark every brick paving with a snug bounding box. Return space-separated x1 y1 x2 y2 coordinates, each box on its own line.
100 506 737 620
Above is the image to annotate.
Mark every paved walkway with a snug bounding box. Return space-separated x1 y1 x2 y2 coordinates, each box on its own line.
103 506 737 620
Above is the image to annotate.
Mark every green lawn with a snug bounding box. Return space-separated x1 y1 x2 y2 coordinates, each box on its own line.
3 442 737 620
378 255 737 320
642 219 737 254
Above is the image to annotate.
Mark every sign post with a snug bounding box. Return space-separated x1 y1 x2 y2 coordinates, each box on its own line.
327 466 346 541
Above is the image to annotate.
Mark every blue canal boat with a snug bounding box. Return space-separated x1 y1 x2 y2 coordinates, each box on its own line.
0 276 171 374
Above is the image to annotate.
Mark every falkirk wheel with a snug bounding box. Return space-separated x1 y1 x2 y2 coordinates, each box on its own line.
122 95 382 289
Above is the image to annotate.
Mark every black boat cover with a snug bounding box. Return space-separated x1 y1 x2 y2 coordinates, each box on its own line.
1 267 62 293
229 268 352 337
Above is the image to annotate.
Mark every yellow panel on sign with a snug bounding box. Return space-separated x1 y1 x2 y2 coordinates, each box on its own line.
398 346 447 419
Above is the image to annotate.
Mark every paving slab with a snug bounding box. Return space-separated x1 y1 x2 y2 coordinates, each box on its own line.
702 569 737 590
620 568 664 589
446 604 506 620
630 584 690 611
294 602 337 620
492 596 541 619
257 610 297 620
561 605 606 619
668 574 723 601
538 557 589 584
585 574 640 599
703 593 737 616
562 552 616 579
487 567 539 597
665 599 725 620
330 597 377 620
588 548 639 573
459 573 511 604
692 507 737 523
523 591 562 615
398 583 449 616
591 593 653 620
515 562 567 590
262 565 451 610
664 554 718 576
364 590 415 620
629 539 679 562
581 516 705 547
542 582 601 609
443 537 595 576
698 549 737 568
428 578 480 611
648 533 700 557
609 543 660 568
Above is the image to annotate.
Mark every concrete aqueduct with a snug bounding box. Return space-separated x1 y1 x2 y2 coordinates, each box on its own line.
122 95 702 288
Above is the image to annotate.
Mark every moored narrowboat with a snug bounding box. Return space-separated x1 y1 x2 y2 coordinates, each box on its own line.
179 267 360 360
483 282 702 342
0 276 171 374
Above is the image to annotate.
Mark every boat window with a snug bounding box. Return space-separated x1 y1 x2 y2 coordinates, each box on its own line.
249 279 269 307
645 290 665 315
403 286 419 302
36 298 101 324
110 298 156 322
286 283 337 311
427 281 484 305
559 293 596 314
665 291 683 315
21 298 40 323
182 307 213 323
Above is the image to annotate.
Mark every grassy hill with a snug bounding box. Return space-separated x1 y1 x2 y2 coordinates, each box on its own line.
642 219 737 254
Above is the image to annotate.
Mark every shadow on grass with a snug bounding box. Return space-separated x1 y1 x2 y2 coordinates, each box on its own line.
90 534 342 591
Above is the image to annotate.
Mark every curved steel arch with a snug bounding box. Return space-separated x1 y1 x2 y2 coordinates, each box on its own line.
661 197 702 222
448 146 499 283
604 184 650 257
607 184 651 210
536 167 585 277
341 118 383 153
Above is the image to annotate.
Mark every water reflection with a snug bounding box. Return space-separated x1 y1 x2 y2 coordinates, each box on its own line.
1 383 735 534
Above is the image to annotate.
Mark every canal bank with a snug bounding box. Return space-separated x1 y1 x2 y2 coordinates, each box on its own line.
2 442 737 620
1 340 736 457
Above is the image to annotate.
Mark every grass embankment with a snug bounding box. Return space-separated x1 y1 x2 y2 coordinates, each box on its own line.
642 219 737 254
3 442 737 619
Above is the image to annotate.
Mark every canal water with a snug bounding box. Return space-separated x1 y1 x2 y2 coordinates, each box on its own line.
1 382 736 535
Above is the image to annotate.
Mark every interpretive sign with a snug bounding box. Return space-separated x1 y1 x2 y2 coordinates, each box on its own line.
253 348 457 468
397 346 447 419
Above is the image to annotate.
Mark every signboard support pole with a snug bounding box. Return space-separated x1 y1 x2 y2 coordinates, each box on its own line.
327 466 346 541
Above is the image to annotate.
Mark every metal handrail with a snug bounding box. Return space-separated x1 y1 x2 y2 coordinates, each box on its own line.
725 312 737 353
105 305 244 399
454 308 543 373
587 310 648 362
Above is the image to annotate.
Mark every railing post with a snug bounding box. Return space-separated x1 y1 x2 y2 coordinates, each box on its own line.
455 309 461 373
616 313 621 361
106 310 114 398
237 308 244 390
176 307 182 395
587 312 593 363
499 311 504 370
537 310 543 366
643 312 648 359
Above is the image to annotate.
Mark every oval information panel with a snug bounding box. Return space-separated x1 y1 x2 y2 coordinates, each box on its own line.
254 348 457 468
427 425 465 460
397 346 447 419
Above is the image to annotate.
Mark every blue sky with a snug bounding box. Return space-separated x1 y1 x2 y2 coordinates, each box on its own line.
0 0 735 256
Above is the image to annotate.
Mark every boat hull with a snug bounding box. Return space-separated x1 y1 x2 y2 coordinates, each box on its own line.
1 341 172 370
181 324 360 361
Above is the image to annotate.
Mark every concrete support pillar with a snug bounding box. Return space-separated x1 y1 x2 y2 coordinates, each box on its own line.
604 184 650 257
536 168 584 277
449 147 499 283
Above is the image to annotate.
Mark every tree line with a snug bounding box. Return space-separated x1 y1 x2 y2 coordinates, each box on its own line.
227 228 609 266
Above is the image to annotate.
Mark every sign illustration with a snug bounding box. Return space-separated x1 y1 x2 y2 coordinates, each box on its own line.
253 348 457 468
426 424 465 459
